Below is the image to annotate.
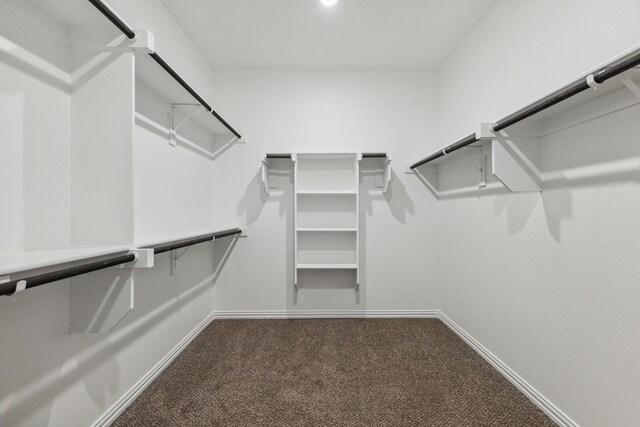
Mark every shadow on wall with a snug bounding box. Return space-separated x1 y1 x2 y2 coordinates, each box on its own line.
236 166 269 225
212 236 239 286
494 193 541 236
0 244 226 426
383 169 414 224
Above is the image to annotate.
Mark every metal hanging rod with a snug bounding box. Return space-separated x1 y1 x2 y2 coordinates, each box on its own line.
410 133 478 169
0 254 136 297
410 48 640 169
266 153 388 159
149 228 242 255
266 153 293 159
148 53 242 139
493 50 640 132
87 0 242 140
88 0 135 39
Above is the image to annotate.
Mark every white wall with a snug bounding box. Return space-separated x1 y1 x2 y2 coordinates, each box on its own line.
0 1 234 426
207 70 440 313
434 1 640 425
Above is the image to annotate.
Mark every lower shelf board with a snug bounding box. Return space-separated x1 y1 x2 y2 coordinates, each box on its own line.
296 263 358 270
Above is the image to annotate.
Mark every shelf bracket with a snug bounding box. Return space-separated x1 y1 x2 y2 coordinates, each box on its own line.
383 156 392 193
0 275 21 300
261 157 270 195
619 76 640 101
458 148 487 188
71 28 155 53
171 247 191 275
170 103 201 147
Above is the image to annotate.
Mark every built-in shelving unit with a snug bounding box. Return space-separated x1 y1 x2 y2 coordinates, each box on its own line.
294 153 362 292
262 152 390 194
409 45 640 199
0 0 246 329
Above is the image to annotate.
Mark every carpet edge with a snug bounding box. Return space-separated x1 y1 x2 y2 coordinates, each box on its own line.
91 310 217 427
438 311 579 427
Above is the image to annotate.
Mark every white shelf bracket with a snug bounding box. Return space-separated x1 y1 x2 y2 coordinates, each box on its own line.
170 103 201 146
72 28 155 53
111 249 155 270
619 76 640 100
0 275 24 300
171 247 190 275
261 156 270 195
458 147 487 188
383 157 392 193
478 123 541 193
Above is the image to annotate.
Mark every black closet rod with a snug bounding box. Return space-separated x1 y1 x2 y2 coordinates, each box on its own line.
88 0 135 39
410 133 478 169
410 49 640 169
87 0 242 140
148 53 242 139
493 50 640 132
0 254 136 297
266 153 388 159
150 228 242 255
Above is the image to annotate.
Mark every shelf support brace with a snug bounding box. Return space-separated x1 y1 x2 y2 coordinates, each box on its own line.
261 157 270 195
170 103 201 147
383 155 392 193
480 123 542 193
619 76 640 101
171 247 191 275
71 28 154 53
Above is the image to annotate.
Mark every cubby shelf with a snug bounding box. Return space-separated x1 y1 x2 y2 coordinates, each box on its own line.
296 263 358 270
296 191 357 195
297 228 357 232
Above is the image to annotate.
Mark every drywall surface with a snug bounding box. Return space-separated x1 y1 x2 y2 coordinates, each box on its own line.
0 0 228 426
0 1 71 253
208 70 440 313
434 0 640 425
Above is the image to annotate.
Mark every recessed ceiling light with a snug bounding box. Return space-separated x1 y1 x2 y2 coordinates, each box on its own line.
320 0 338 6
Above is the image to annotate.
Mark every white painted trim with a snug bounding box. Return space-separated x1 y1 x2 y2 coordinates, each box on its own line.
438 312 578 427
214 310 440 319
93 309 577 427
91 311 217 427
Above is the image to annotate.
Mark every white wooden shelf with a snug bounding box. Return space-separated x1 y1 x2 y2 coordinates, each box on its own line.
0 246 131 276
296 191 357 195
294 153 361 292
296 263 358 270
297 228 357 232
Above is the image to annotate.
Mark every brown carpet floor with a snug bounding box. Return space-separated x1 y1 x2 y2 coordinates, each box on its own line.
114 319 555 426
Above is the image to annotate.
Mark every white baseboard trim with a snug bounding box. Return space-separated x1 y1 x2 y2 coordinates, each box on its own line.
214 309 440 319
92 310 217 427
94 309 576 427
438 312 578 427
